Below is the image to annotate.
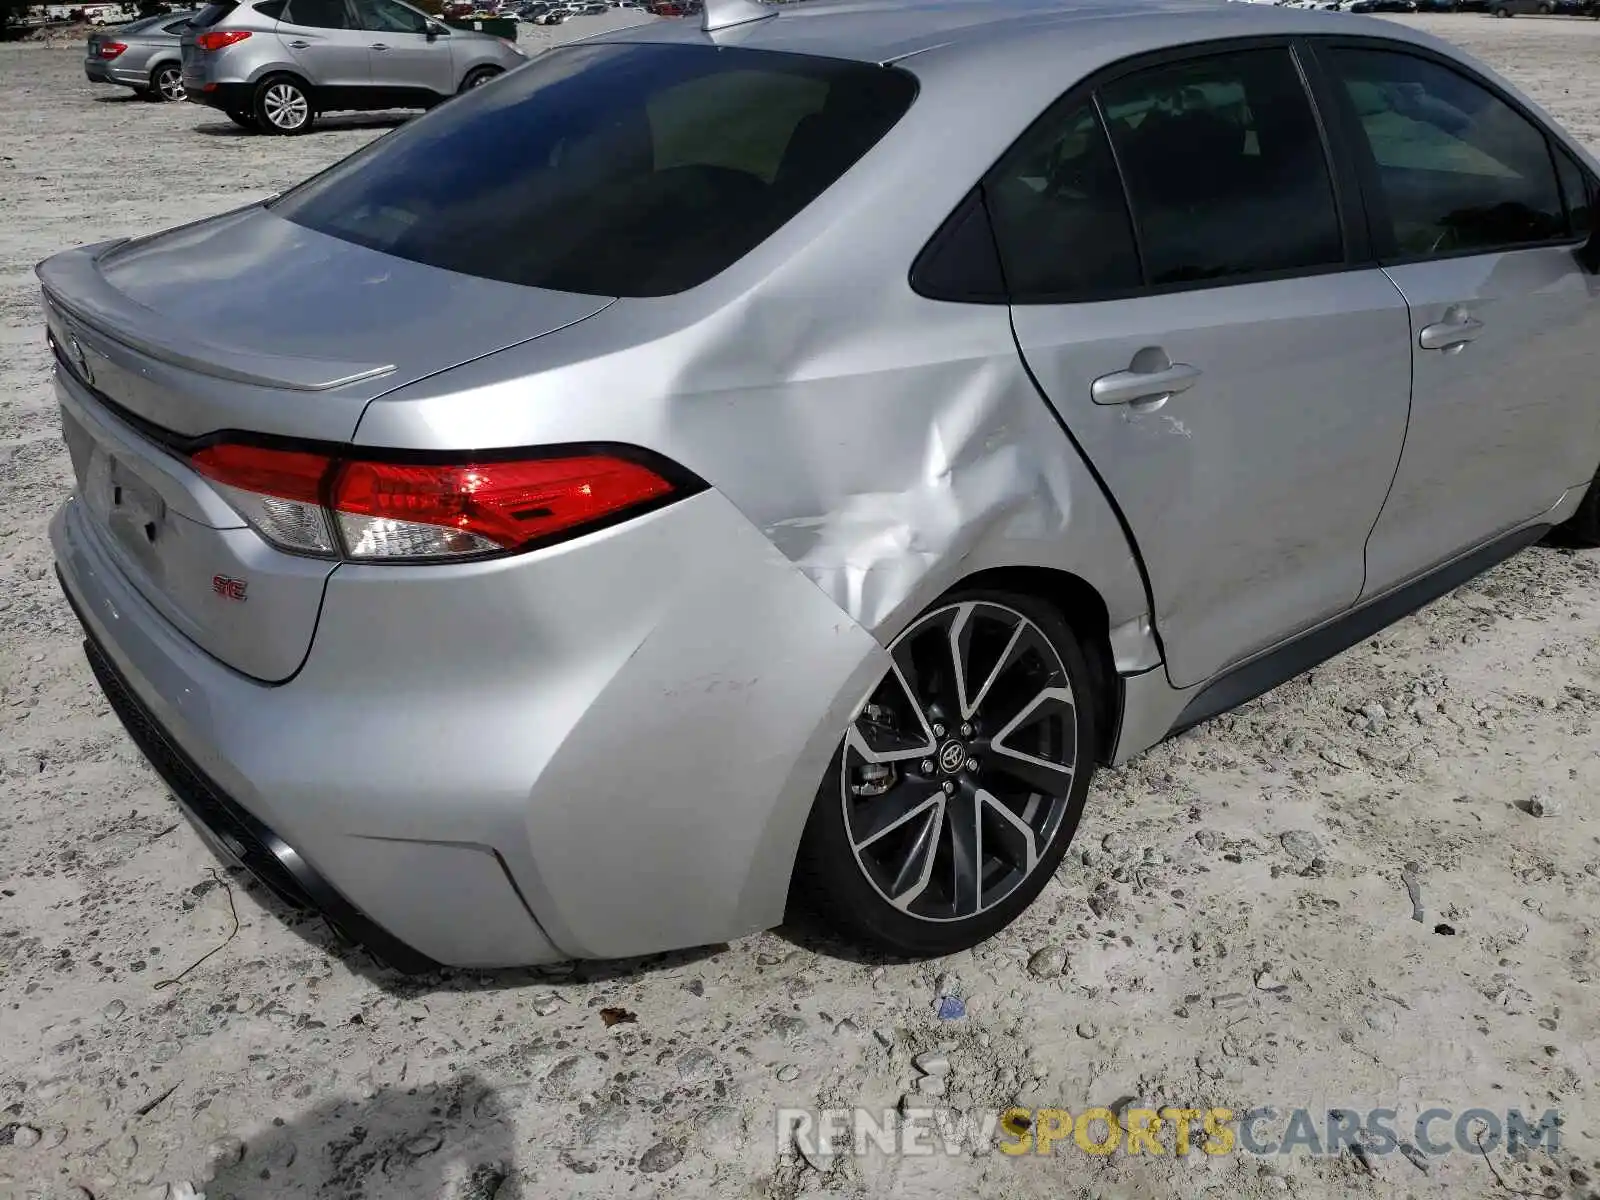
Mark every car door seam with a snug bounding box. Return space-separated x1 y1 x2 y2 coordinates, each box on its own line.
1003 304 1167 672
1357 264 1418 601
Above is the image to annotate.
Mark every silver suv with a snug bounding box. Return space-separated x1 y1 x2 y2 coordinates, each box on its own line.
180 0 526 134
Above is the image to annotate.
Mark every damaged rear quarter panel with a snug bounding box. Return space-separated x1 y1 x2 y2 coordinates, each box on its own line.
354 284 1149 647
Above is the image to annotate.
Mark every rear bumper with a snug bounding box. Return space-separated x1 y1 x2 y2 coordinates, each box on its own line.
182 80 255 110
68 596 440 974
85 59 144 86
52 496 566 970
52 485 886 967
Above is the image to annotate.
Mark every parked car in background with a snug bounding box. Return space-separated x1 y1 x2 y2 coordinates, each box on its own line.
179 0 526 134
87 4 139 25
1478 0 1575 13
84 11 197 101
1346 0 1416 12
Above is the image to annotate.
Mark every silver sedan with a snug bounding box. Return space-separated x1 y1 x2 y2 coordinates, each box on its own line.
40 0 1600 969
84 11 198 101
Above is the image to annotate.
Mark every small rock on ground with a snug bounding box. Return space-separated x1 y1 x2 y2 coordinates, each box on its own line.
638 1140 683 1173
1028 946 1067 978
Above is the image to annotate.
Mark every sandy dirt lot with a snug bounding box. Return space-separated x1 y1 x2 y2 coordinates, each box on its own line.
3 11 1600 1200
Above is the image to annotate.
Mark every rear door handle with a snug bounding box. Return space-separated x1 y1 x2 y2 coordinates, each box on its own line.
1091 362 1203 407
287 38 310 46
1418 315 1484 351
371 42 389 49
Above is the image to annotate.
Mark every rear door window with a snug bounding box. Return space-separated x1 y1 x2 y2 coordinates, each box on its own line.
1098 48 1344 285
982 46 1343 300
283 0 355 27
1327 46 1568 256
270 43 917 296
983 101 1143 301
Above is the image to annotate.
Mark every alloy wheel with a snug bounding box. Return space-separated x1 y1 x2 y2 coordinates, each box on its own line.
839 600 1079 923
263 83 309 130
157 66 185 102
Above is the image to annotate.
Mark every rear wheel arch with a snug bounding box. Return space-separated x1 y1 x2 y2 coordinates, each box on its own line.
248 66 314 94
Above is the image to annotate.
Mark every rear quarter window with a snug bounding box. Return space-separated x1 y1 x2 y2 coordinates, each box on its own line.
268 43 917 297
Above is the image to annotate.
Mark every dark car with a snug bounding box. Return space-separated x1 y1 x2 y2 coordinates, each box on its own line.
1478 0 1579 13
1347 0 1417 11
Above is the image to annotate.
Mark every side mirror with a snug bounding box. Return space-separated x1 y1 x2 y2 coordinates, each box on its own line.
1577 227 1600 274
426 19 448 36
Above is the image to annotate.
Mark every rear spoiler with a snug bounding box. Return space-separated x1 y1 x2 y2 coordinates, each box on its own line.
36 240 396 393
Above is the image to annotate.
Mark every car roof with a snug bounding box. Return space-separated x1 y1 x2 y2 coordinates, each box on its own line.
587 0 1449 66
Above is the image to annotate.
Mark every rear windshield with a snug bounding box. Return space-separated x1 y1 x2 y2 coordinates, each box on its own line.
189 1 237 27
269 43 917 297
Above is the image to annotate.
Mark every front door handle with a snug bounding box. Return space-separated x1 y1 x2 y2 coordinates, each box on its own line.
371 41 389 49
1418 314 1483 352
1091 360 1203 408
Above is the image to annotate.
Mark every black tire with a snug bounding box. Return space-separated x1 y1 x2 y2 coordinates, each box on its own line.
225 107 256 129
1494 5 1511 14
791 588 1099 958
252 74 314 135
459 65 502 93
149 62 185 102
1549 473 1600 547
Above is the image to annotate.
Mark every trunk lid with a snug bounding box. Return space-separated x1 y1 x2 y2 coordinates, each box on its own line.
39 207 612 681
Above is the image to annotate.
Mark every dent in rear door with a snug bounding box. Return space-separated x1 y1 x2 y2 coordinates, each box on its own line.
989 44 1414 689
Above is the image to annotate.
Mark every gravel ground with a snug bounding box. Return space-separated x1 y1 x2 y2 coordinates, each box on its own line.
3 12 1600 1200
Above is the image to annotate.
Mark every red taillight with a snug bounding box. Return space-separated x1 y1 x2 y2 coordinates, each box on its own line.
189 443 681 562
333 457 675 556
194 29 252 50
98 41 127 58
191 443 328 505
